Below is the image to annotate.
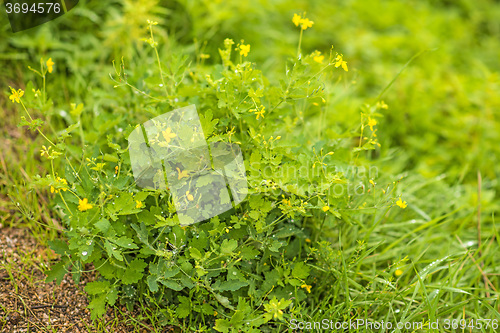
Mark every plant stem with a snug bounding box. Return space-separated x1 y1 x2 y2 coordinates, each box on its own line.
297 29 303 58
20 101 56 147
59 192 73 216
150 25 169 98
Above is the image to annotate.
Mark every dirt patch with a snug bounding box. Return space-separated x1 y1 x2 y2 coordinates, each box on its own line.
0 227 174 332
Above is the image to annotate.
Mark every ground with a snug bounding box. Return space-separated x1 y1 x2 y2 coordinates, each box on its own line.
0 227 175 332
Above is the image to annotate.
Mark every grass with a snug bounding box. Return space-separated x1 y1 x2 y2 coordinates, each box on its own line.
1 0 500 331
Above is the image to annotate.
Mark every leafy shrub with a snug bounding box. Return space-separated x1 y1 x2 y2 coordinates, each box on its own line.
10 17 403 331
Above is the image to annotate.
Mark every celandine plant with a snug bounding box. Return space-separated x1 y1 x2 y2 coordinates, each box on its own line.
12 15 405 332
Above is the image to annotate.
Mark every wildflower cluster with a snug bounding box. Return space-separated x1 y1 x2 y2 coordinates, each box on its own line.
249 105 266 119
40 145 62 160
50 177 68 194
292 13 314 30
334 54 348 72
239 42 250 57
312 50 324 63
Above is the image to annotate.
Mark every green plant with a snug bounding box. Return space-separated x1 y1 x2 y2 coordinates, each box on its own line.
9 17 403 331
5 1 500 332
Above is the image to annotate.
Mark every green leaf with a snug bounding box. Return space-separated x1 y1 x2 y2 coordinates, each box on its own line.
191 231 208 252
106 288 119 306
248 210 260 220
58 123 80 141
135 191 149 202
160 280 183 291
189 247 202 260
45 260 69 284
48 239 69 256
147 275 159 292
104 240 123 261
112 236 138 249
162 266 180 279
216 279 249 292
288 278 302 287
88 294 107 320
131 222 150 246
121 259 147 284
85 280 110 295
292 262 310 280
269 240 283 252
201 303 214 315
176 296 191 318
96 259 117 279
214 319 231 333
240 246 260 260
102 153 119 163
220 239 238 255
179 274 195 289
213 293 234 310
154 214 177 227
200 109 219 136
94 219 111 233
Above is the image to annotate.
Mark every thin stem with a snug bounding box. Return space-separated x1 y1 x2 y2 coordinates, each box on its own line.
150 25 169 97
297 29 303 58
78 114 85 147
20 101 56 147
126 82 163 101
51 160 55 179
42 75 46 104
58 192 74 216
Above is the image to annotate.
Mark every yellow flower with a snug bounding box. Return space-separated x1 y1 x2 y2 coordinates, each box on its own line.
161 127 177 144
9 87 24 104
292 13 302 27
322 205 330 212
255 106 265 119
115 165 119 174
369 179 375 186
78 198 93 212
186 190 194 201
176 167 189 180
135 200 143 209
300 18 314 30
367 117 377 131
301 284 312 293
376 100 388 109
57 177 68 192
305 238 311 243
396 198 407 209
334 54 348 72
395 269 403 277
313 53 324 63
50 177 68 193
239 44 250 57
46 58 55 73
